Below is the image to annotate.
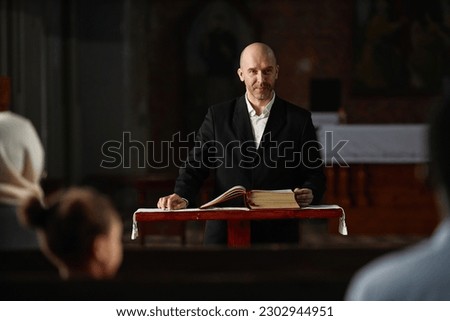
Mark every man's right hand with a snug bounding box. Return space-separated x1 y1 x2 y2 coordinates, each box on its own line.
157 193 188 210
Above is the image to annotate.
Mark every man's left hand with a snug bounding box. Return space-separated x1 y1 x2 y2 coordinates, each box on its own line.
293 188 314 207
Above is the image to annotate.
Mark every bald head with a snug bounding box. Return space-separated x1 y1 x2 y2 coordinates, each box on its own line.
237 42 279 107
239 42 277 67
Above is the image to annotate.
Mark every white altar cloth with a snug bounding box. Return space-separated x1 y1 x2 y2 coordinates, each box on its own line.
316 124 428 164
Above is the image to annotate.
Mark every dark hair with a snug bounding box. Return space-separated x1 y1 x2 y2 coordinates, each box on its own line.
19 187 120 267
428 98 450 198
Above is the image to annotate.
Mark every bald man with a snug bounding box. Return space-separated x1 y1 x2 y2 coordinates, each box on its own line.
158 43 326 245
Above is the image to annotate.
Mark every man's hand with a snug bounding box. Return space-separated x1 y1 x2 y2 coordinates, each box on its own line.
157 193 188 210
293 188 314 207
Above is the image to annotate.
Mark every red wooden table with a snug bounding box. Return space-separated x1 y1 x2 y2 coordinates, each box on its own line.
132 206 347 247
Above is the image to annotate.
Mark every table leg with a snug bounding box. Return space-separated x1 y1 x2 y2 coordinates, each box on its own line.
227 220 251 247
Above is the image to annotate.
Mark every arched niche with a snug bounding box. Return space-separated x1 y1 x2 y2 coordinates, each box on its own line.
183 0 257 134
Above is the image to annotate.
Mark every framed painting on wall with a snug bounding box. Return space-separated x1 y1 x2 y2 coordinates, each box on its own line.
352 0 449 96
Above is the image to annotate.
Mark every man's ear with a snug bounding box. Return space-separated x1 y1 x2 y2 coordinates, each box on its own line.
237 68 244 81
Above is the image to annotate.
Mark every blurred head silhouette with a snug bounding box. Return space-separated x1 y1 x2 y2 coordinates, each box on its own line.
19 187 123 280
428 98 450 215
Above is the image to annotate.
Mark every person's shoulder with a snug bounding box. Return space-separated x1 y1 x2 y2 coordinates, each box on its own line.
209 96 244 115
275 97 311 117
345 237 441 300
210 96 243 109
2 111 32 122
0 111 33 130
345 250 408 300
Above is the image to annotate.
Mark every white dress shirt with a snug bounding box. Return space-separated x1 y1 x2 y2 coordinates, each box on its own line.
245 93 275 148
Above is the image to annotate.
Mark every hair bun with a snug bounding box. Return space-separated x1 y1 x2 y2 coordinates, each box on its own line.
19 196 48 229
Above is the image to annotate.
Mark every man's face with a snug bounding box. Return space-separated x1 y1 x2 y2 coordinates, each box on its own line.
237 48 279 104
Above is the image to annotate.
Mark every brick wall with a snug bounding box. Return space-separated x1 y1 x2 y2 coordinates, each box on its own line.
147 0 443 140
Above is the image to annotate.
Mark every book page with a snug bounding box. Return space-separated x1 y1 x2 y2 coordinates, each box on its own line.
250 189 292 193
199 185 247 209
247 189 298 209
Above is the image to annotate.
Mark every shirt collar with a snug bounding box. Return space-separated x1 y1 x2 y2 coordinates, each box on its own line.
245 92 275 117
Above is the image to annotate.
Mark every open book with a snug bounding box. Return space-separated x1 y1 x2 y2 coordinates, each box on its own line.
199 185 300 209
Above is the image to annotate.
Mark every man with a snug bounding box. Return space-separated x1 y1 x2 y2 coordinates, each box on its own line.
158 42 326 244
345 99 450 300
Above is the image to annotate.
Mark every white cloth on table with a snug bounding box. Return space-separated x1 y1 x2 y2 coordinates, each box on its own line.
131 205 348 240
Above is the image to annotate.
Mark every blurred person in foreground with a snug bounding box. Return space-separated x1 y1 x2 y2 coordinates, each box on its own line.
0 76 44 249
345 99 450 300
19 187 123 280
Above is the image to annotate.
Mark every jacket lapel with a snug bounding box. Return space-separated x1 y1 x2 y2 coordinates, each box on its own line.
232 96 255 145
260 97 286 148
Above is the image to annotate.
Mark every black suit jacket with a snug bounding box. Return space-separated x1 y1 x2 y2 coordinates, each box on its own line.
175 95 326 244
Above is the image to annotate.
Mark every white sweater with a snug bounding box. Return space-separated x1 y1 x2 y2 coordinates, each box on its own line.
0 111 45 205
